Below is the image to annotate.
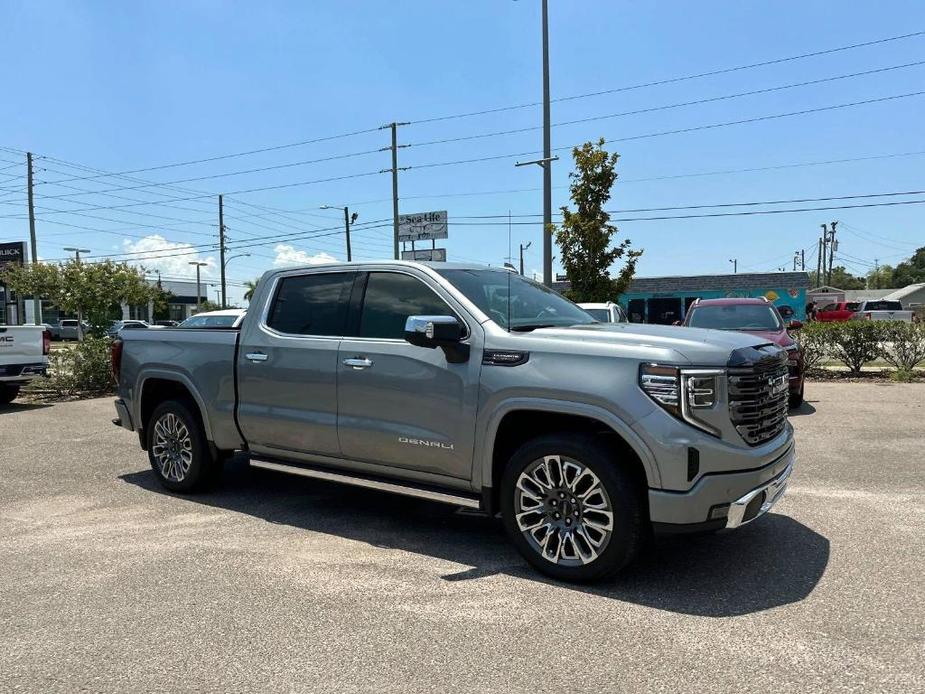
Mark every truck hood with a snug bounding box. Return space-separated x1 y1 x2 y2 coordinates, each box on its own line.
516 323 776 366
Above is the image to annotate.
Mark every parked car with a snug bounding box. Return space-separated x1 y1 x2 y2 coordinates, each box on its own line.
153 320 180 327
578 302 628 324
851 300 913 322
177 309 246 328
106 320 153 337
0 324 50 405
682 297 805 408
51 319 90 340
815 302 859 322
111 262 795 582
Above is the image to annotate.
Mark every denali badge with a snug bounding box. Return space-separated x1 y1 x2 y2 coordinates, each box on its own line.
398 436 454 451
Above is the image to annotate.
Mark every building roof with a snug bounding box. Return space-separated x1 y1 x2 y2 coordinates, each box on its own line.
625 271 810 294
884 283 925 301
843 288 893 302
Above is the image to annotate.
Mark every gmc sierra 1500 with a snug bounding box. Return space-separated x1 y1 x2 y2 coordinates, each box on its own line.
111 262 795 582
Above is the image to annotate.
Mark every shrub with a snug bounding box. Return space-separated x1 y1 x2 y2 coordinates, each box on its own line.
33 336 114 398
826 321 882 374
794 322 834 371
890 368 917 383
879 321 925 371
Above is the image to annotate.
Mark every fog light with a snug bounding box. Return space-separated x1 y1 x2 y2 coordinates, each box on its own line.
709 504 730 520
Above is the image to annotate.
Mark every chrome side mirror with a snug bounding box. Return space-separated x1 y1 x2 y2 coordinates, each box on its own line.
404 315 468 363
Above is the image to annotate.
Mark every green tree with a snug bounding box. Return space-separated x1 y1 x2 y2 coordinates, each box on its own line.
808 266 866 289
866 264 897 289
891 246 925 287
552 138 642 302
243 279 259 303
1 260 158 338
193 300 222 314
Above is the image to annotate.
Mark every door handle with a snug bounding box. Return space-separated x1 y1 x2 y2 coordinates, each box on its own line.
245 352 268 362
343 357 373 370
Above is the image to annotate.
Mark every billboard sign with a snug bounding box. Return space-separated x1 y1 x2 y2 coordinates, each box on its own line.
398 210 447 242
0 241 26 270
401 248 447 262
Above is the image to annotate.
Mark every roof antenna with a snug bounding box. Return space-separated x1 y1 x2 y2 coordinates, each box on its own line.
507 209 512 332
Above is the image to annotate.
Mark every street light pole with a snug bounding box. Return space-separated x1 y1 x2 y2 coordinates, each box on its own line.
321 205 356 261
729 258 737 274
519 241 532 275
63 248 91 339
189 261 207 313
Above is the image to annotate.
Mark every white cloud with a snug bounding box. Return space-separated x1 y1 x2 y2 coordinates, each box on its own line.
273 244 337 267
121 235 216 279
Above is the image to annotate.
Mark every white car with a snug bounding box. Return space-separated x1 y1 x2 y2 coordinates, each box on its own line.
178 309 246 329
578 302 628 324
851 300 914 323
0 324 50 405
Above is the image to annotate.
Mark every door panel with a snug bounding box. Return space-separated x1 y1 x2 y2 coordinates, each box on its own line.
336 271 482 480
236 270 355 457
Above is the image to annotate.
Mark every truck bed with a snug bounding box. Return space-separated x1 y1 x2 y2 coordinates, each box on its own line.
118 327 243 450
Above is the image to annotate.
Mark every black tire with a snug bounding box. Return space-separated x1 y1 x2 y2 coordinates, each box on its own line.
0 385 20 405
146 399 221 493
500 433 644 583
789 383 804 409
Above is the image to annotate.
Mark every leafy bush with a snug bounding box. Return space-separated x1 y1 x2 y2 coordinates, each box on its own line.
826 321 883 374
794 322 834 371
879 321 925 371
34 337 113 398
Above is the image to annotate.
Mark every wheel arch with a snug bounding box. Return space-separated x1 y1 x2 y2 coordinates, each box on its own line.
135 370 214 449
478 399 659 513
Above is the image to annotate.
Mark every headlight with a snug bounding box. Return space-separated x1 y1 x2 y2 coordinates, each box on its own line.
640 364 722 436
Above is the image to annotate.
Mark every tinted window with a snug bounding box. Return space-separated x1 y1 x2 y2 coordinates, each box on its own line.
360 272 454 339
583 308 611 322
267 272 353 335
686 304 782 331
846 302 860 312
863 300 903 311
179 314 240 328
436 269 594 330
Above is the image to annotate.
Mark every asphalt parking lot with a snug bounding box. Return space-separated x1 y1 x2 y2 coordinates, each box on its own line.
1 382 923 693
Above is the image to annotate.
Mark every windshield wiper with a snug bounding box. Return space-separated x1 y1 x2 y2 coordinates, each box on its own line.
509 323 557 332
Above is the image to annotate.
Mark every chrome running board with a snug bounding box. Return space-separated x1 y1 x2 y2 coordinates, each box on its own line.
249 458 481 509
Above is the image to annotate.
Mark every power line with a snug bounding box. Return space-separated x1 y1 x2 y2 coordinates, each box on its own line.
408 30 925 124
407 61 925 148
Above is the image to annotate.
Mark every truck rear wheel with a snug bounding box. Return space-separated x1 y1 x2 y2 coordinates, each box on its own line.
0 385 20 405
500 433 644 583
146 399 220 493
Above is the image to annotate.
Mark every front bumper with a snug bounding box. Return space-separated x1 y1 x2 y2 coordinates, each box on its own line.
649 439 795 531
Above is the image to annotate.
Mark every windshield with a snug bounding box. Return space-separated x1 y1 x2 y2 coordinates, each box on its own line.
179 314 240 328
436 269 595 330
686 304 782 331
583 308 610 322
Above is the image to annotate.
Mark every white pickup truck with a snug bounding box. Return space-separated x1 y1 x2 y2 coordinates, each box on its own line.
0 325 50 404
852 300 914 322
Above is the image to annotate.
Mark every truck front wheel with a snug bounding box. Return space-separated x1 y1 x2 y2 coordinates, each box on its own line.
146 399 220 493
500 433 644 582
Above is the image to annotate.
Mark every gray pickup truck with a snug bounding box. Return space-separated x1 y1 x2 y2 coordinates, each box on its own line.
112 262 795 582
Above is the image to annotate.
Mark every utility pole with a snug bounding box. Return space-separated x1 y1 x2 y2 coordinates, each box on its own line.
380 122 409 260
801 248 805 271
541 0 553 287
826 220 838 286
218 195 227 308
26 152 41 325
519 241 532 275
321 205 355 261
729 258 737 273
817 226 826 285
189 261 207 312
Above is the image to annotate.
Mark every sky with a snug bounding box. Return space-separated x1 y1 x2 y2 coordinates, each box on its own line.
1 0 923 306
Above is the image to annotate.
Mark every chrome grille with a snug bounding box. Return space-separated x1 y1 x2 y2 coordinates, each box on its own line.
728 357 789 446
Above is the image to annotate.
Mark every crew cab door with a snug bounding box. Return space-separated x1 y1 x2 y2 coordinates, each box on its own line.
336 270 482 480
236 269 356 457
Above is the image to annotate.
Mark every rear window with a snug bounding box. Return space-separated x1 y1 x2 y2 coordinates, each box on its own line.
863 301 903 311
267 272 353 336
583 308 611 322
179 314 240 328
686 304 782 331
845 303 860 312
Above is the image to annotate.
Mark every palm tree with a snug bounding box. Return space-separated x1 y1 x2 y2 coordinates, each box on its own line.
243 279 259 303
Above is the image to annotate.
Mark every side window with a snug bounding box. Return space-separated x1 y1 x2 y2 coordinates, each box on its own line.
821 304 836 312
266 272 354 336
360 272 456 339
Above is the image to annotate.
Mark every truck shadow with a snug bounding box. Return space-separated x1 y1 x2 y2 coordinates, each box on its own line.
120 454 829 618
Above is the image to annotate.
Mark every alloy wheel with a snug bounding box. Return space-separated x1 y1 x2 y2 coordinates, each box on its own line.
151 412 194 482
514 454 614 566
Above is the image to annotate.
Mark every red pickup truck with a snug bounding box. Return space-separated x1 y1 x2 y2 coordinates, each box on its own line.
815 302 859 322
